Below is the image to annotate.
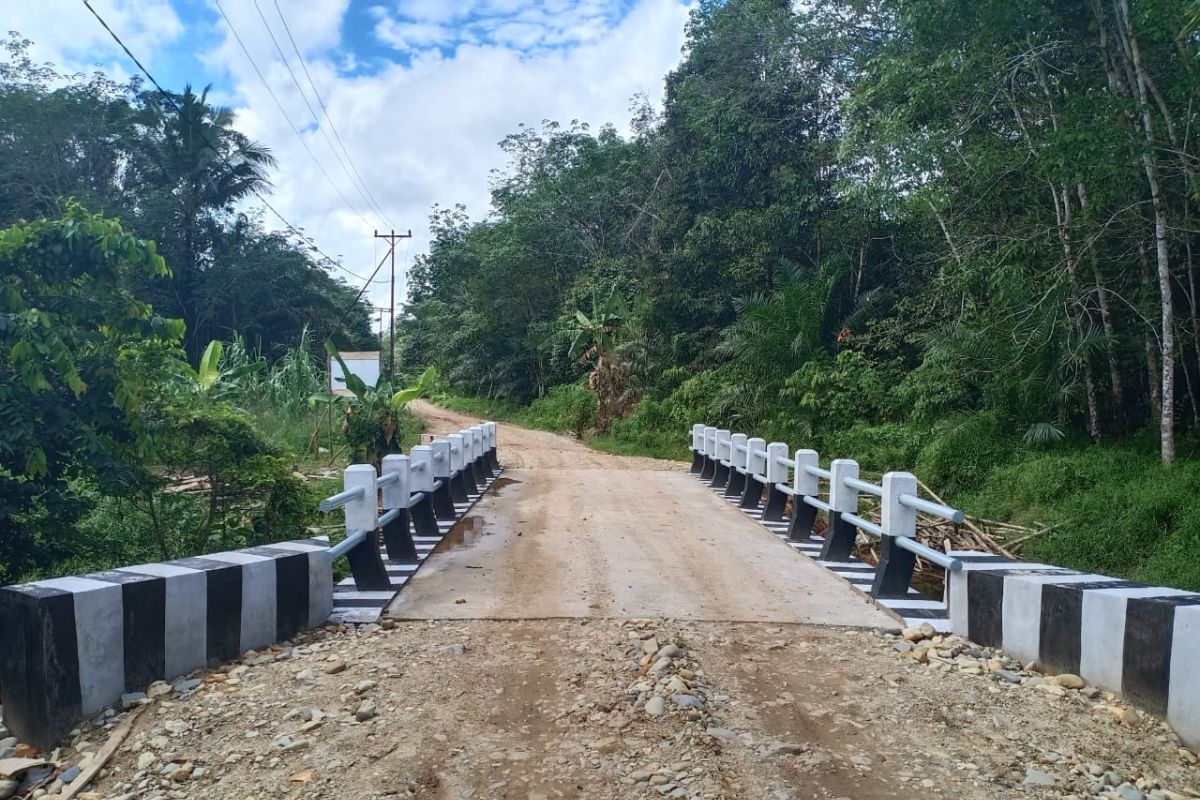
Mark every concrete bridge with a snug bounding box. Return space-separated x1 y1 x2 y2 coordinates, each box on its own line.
1 402 1198 800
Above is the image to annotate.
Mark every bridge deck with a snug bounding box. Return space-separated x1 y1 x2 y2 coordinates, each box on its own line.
389 402 893 626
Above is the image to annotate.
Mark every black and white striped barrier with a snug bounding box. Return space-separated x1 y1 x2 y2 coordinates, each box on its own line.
949 563 1200 748
0 538 331 748
0 420 503 749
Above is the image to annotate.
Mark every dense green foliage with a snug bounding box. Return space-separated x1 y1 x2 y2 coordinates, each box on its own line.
0 209 331 582
403 0 1200 589
0 36 374 359
0 38 391 583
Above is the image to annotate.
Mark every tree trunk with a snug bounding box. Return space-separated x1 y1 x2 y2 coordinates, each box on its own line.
1084 360 1102 443
1139 241 1163 423
1077 183 1125 425
1116 0 1175 463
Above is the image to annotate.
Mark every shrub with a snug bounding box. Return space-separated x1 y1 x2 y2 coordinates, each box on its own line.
956 450 1200 592
601 397 691 460
914 411 1020 496
525 383 597 436
823 422 929 473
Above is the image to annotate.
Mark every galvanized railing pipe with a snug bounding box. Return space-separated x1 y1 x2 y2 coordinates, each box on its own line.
329 529 368 559
841 511 883 536
899 493 965 524
843 476 883 497
319 486 365 513
895 537 963 572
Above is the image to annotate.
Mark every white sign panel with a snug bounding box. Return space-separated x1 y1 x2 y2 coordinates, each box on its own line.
329 351 381 395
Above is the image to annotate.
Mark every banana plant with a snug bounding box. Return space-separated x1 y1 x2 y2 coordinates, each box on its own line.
181 339 262 395
392 366 437 406
309 340 437 465
563 287 633 432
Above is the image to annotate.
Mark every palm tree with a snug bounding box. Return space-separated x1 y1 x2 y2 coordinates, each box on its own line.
716 259 835 378
135 85 276 358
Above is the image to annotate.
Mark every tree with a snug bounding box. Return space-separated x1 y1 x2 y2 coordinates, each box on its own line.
131 85 276 359
0 205 181 581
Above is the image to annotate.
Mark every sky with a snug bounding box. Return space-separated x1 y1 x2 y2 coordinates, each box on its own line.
8 0 693 324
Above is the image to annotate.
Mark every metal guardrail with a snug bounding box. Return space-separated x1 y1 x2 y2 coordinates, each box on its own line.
316 422 501 592
328 529 368 559
803 495 832 512
844 477 882 497
841 511 883 536
319 486 365 513
899 492 965 523
896 537 963 571
688 422 967 599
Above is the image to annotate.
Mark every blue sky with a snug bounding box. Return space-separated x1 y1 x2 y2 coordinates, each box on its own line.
10 0 692 319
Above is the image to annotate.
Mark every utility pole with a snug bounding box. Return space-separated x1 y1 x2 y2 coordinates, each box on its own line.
373 229 412 384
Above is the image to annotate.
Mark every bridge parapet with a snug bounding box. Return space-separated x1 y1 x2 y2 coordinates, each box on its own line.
0 420 502 749
688 421 1200 749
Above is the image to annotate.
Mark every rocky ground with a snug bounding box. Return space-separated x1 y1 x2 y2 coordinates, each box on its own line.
3 618 1197 800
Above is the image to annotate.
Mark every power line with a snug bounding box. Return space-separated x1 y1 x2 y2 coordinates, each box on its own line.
80 0 371 289
215 0 380 231
339 248 393 325
251 0 396 230
271 0 397 231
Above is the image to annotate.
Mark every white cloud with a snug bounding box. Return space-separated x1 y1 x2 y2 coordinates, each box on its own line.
7 0 183 78
372 19 454 50
207 0 692 318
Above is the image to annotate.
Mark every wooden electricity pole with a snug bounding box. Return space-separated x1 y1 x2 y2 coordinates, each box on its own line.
373 229 412 383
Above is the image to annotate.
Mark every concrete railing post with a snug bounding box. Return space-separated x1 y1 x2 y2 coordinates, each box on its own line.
871 472 920 599
700 426 717 479
470 426 487 485
739 437 766 509
711 429 731 488
409 445 440 537
788 449 820 540
380 454 418 563
725 433 748 498
459 429 480 493
763 442 790 521
447 433 469 504
820 459 860 562
342 464 390 591
429 439 456 520
690 424 705 473
485 421 500 472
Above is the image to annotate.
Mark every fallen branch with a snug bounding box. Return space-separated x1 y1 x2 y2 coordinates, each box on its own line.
60 705 145 800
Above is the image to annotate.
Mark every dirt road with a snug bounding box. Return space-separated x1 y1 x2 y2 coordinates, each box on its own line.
393 401 890 625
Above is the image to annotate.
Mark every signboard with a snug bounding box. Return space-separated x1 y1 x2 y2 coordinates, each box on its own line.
329 351 381 396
